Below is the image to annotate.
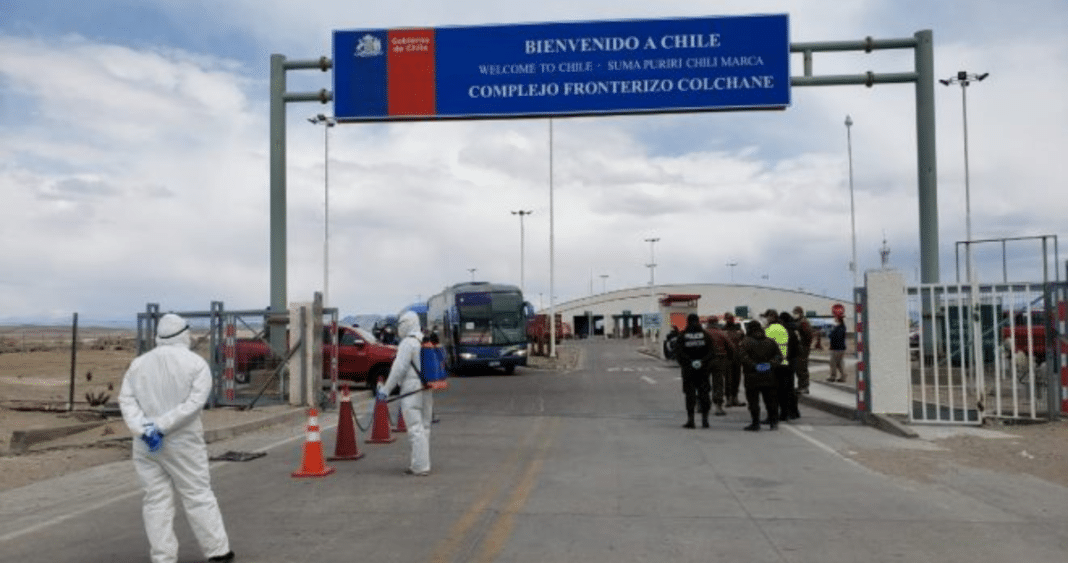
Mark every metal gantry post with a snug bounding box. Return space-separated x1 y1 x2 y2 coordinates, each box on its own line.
269 54 332 357
914 30 940 285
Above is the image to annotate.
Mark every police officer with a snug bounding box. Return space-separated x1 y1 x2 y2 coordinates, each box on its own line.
721 312 746 407
706 320 737 416
791 306 814 395
676 313 715 428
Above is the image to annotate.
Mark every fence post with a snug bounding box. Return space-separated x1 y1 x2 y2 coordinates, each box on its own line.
68 312 78 411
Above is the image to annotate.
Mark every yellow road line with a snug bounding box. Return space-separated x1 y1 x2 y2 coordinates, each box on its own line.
474 417 559 563
430 417 553 563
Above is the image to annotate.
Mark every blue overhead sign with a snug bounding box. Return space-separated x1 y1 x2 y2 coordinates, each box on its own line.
333 14 790 121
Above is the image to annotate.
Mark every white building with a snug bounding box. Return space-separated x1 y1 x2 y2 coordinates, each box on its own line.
544 282 853 340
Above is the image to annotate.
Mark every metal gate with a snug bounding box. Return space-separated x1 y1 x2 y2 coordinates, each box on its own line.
136 299 341 409
905 281 1065 424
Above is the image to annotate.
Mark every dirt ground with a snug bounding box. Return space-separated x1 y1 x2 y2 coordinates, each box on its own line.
2 337 1066 494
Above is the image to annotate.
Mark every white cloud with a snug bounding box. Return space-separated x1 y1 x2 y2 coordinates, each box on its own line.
1 1 1066 324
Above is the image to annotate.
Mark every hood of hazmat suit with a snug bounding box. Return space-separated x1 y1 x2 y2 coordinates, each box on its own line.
155 312 192 348
397 310 421 341
380 311 424 395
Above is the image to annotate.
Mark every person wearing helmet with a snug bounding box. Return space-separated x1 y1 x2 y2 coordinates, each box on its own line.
675 313 715 428
119 313 234 563
378 311 434 475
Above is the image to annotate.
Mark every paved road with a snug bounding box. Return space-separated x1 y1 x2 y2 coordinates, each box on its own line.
2 339 1067 562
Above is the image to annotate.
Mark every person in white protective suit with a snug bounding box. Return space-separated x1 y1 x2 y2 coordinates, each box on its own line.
119 313 235 563
377 311 434 476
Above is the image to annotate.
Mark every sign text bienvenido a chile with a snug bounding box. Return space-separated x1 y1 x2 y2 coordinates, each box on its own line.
333 14 790 121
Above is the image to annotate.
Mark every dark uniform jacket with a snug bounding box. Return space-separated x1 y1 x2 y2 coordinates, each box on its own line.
829 322 847 351
739 324 783 387
676 326 715 374
795 318 814 358
707 327 737 360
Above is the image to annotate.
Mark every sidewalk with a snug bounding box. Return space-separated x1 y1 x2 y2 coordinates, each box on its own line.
804 352 918 439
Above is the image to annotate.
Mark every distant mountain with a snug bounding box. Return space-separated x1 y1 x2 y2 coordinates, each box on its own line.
0 316 137 329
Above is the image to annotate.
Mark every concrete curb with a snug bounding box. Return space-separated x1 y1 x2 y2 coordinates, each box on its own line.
8 407 309 455
9 422 108 454
799 392 919 439
203 407 308 443
862 412 920 439
798 394 858 422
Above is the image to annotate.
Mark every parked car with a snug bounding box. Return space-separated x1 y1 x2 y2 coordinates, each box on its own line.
232 324 397 388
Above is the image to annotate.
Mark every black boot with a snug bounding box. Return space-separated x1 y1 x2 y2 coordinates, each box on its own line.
701 412 710 428
743 421 760 431
683 408 695 428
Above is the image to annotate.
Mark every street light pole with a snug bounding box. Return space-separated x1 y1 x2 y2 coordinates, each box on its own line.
511 210 533 295
940 71 988 398
845 115 858 292
726 261 738 283
940 71 988 282
308 114 336 306
600 274 608 294
468 268 477 281
644 237 659 346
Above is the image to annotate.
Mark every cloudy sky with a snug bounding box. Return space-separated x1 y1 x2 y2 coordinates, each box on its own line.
1 1 1065 325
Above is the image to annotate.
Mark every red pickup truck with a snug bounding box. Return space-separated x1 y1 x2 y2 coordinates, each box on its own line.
233 325 396 389
1001 311 1048 361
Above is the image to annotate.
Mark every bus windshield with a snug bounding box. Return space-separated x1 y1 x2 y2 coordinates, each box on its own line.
456 291 525 345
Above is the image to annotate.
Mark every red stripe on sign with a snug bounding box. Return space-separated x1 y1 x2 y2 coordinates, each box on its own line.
388 29 436 116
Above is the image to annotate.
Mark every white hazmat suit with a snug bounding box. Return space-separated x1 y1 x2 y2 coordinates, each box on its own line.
379 311 434 475
119 313 232 563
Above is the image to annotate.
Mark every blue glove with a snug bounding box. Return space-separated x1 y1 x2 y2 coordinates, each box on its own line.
690 360 702 370
375 384 388 402
141 422 164 452
756 363 771 373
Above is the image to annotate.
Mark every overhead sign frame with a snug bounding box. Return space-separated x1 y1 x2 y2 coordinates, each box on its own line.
333 14 790 122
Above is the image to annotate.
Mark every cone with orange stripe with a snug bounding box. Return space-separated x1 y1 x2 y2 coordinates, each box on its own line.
328 384 365 461
292 408 336 478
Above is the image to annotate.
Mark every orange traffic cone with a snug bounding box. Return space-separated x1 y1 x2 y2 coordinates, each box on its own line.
366 396 396 444
393 408 408 433
328 385 365 461
292 408 336 478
